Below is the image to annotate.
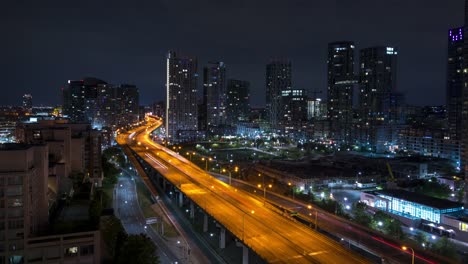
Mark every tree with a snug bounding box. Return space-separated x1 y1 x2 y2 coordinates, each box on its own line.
101 216 127 258
352 202 372 227
89 198 102 228
430 236 457 259
115 234 159 264
415 178 451 199
414 231 428 246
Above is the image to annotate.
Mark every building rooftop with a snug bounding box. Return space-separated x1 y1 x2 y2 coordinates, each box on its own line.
372 189 464 210
0 143 33 151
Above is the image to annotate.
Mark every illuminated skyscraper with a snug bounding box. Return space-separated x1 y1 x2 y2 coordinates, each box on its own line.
462 0 468 205
226 79 250 124
204 62 227 129
266 60 292 130
22 94 32 112
358 46 399 151
166 51 198 142
447 27 464 141
327 42 355 143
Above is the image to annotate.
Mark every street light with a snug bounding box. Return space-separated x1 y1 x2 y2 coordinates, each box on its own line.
186 151 195 161
258 183 272 205
307 205 318 230
288 182 295 200
222 168 232 185
401 246 414 264
242 210 255 241
201 157 212 171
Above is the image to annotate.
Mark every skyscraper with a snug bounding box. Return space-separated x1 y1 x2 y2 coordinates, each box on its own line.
447 27 464 141
462 0 468 206
166 51 198 142
358 46 399 152
22 94 32 112
266 60 292 130
226 79 250 124
203 62 227 129
327 42 355 143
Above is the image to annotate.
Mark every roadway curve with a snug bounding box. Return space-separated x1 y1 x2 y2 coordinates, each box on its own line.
117 117 369 264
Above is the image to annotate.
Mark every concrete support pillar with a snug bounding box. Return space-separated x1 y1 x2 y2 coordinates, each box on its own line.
236 240 249 264
178 191 183 207
203 213 208 232
218 226 226 249
190 201 195 219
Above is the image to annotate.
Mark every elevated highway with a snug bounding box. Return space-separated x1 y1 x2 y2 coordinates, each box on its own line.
117 118 369 264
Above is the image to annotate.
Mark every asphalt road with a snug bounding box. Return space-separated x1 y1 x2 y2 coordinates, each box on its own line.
118 118 370 264
115 171 178 264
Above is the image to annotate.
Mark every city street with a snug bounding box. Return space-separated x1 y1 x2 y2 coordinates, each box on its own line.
114 171 178 264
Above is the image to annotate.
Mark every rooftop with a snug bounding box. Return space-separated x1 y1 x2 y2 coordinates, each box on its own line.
371 189 464 210
0 143 33 151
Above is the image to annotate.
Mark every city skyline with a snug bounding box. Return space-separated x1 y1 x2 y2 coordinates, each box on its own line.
1 0 464 107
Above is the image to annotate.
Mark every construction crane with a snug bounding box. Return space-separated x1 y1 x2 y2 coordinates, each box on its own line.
386 162 397 189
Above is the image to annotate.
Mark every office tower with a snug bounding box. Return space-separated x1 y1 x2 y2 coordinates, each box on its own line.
327 42 355 143
266 60 292 129
226 79 250 124
22 94 32 112
204 62 227 129
447 27 464 141
0 144 49 262
166 51 198 142
358 46 399 151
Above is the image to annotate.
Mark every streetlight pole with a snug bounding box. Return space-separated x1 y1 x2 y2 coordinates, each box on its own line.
288 182 295 200
258 183 272 205
202 157 212 171
222 168 232 185
308 205 318 230
402 246 414 264
186 152 195 161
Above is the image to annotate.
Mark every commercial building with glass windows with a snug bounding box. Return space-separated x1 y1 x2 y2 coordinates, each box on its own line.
361 189 464 224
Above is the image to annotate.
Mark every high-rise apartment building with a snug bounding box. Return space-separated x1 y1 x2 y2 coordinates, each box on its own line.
203 62 227 129
62 78 139 129
226 79 250 124
447 27 464 141
266 60 292 130
22 94 32 112
358 46 399 151
462 0 468 206
166 51 198 142
327 42 355 143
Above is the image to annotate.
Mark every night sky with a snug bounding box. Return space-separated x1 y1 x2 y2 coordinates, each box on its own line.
1 0 464 107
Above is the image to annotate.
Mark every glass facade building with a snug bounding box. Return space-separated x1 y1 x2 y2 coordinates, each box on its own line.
363 190 464 224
